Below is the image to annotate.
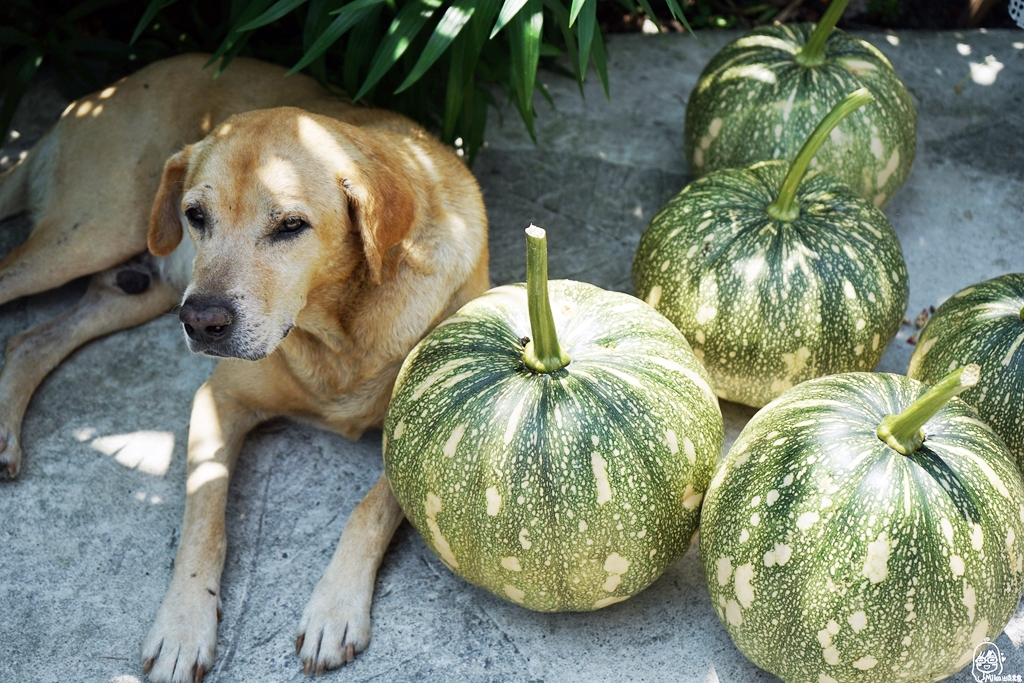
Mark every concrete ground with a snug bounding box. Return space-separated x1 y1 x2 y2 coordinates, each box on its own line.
0 28 1021 683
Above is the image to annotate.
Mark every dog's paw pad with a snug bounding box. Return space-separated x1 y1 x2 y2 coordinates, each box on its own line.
141 586 220 682
296 585 372 674
0 430 21 480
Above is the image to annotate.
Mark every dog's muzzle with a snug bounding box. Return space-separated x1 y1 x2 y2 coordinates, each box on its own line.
179 296 236 348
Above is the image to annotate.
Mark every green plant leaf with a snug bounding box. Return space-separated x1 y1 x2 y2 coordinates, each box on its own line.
238 0 311 31
489 0 529 38
540 0 580 84
507 0 542 138
205 0 277 69
0 50 41 145
568 0 584 25
289 0 386 75
576 0 595 77
130 0 179 44
343 3 383 93
590 19 608 98
353 0 444 101
662 0 694 36
442 0 499 140
0 27 36 47
395 0 476 94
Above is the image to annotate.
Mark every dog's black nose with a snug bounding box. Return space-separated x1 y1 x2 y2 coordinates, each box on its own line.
179 298 235 344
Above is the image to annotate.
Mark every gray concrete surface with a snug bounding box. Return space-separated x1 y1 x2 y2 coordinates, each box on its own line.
0 28 1022 683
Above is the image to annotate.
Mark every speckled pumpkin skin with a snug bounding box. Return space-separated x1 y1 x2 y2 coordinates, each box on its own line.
701 372 1024 683
909 274 1024 469
383 281 723 612
632 161 908 409
685 24 916 209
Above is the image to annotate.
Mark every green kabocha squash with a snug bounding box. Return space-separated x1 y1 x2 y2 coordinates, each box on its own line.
909 273 1024 467
701 366 1024 683
384 227 723 612
634 89 908 408
685 0 916 208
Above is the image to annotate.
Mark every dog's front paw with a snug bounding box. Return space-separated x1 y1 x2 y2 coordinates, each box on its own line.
141 580 222 683
0 426 22 479
295 573 373 674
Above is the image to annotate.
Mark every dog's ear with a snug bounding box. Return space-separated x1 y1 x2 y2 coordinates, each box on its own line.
342 154 418 285
148 147 192 257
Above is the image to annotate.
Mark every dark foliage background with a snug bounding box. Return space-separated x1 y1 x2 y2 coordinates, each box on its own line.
0 0 1015 163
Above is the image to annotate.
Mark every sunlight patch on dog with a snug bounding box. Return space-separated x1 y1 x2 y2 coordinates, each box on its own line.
187 461 229 494
89 431 174 476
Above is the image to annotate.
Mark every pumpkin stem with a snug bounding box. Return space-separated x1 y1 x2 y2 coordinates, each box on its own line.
795 0 851 67
522 226 570 373
765 88 874 223
877 364 980 455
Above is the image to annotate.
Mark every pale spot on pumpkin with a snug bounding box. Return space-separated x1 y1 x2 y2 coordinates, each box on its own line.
873 193 887 207
797 511 820 530
605 553 630 575
963 584 977 621
951 554 967 577
852 656 877 670
709 118 723 138
660 259 671 273
666 429 678 454
843 280 857 299
819 675 839 683
694 329 705 344
877 149 901 188
504 396 527 444
766 489 779 506
827 620 840 635
848 611 867 633
503 584 526 604
717 557 733 586
693 147 704 167
750 512 760 526
684 437 696 465
411 358 475 400
696 305 717 324
764 543 792 567
734 563 755 608
1003 332 1024 366
823 646 839 665
426 518 458 569
782 346 811 376
501 556 522 572
646 285 662 308
863 532 890 583
594 595 628 609
683 484 704 510
971 524 984 551
602 574 622 592
486 487 502 516
870 137 884 160
855 318 866 331
579 520 588 532
519 528 532 550
872 333 881 351
443 424 466 458
425 492 442 519
394 420 405 440
817 629 832 648
591 452 612 505
739 529 749 543
941 518 955 544
726 600 742 626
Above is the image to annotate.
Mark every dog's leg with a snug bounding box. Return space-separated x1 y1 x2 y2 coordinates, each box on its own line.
296 473 405 673
141 369 261 683
0 260 179 478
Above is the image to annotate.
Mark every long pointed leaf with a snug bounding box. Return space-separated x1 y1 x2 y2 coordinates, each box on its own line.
590 20 609 99
289 0 386 75
238 0 310 31
576 0 595 77
205 0 277 69
568 0 585 25
489 0 529 38
442 0 500 140
395 0 476 94
130 0 179 44
633 0 662 32
507 0 542 138
66 0 128 22
663 0 694 36
540 0 580 84
353 0 444 102
344 4 383 94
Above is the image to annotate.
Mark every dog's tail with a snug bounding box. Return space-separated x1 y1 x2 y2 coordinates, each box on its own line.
0 154 30 220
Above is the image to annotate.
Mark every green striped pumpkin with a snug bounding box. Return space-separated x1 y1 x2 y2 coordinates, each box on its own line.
384 227 723 611
634 89 908 408
684 0 916 209
701 367 1024 683
909 273 1024 467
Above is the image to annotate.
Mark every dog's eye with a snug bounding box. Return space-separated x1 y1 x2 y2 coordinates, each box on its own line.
185 206 206 231
275 216 309 238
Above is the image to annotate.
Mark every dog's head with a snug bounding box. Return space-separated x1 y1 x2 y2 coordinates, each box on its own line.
149 107 419 360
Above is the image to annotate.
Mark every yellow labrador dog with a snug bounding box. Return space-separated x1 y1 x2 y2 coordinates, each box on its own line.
0 54 488 681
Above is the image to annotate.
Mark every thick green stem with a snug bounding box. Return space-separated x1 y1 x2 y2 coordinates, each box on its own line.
877 364 980 455
765 87 874 222
795 0 851 67
522 225 570 373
